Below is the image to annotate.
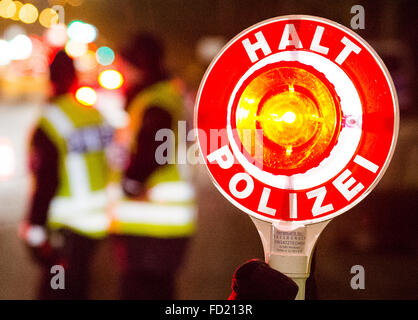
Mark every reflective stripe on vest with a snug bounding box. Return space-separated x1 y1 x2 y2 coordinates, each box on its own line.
48 191 109 238
111 80 196 237
45 106 92 200
42 100 110 238
148 181 195 203
112 181 196 237
111 202 196 238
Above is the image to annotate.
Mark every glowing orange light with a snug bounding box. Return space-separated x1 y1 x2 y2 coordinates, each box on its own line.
10 1 22 21
39 8 59 28
75 86 96 106
235 64 341 174
3 1 16 18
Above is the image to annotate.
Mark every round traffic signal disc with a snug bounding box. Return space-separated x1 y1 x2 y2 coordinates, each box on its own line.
195 15 399 225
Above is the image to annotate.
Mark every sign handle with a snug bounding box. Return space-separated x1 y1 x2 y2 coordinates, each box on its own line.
250 217 329 300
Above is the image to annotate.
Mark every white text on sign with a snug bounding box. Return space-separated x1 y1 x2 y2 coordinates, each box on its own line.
207 146 379 219
242 24 361 64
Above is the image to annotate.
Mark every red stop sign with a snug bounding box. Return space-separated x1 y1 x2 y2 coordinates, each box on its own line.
195 15 398 224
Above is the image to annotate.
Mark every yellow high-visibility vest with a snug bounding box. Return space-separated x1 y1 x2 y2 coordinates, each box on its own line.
110 80 196 238
38 94 113 238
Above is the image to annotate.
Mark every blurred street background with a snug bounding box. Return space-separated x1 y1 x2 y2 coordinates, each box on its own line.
0 0 417 299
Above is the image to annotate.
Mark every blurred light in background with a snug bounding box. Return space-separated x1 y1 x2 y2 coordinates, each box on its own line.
0 1 7 17
66 0 84 6
96 46 115 66
19 3 38 24
0 138 15 181
28 36 49 75
196 36 226 64
0 0 16 19
10 0 22 21
0 0 9 17
39 7 59 28
65 40 87 58
96 89 128 128
48 0 85 6
3 24 25 41
98 69 123 90
48 0 65 6
75 86 97 106
0 40 11 65
9 34 32 60
45 23 67 47
49 0 84 6
74 50 97 72
67 20 97 44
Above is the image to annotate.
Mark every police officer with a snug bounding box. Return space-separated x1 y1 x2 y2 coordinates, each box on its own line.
20 51 113 299
110 33 196 300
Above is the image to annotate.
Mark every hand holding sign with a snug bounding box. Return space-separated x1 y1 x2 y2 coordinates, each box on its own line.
195 15 398 299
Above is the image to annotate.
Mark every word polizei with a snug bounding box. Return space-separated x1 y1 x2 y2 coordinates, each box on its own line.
206 22 381 220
